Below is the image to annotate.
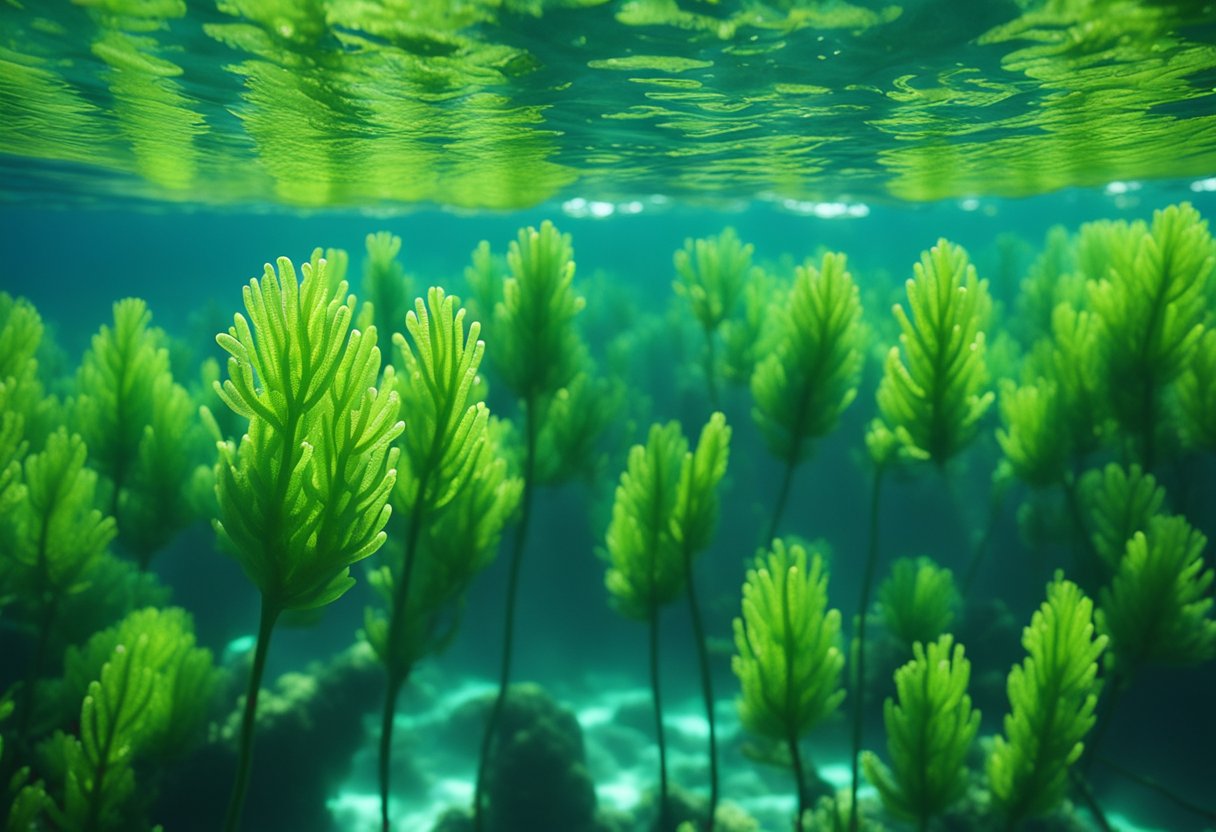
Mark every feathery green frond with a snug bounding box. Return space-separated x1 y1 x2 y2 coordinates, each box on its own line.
363 231 411 352
74 298 169 507
1075 218 1142 285
534 369 625 486
365 421 520 669
2 429 115 600
996 377 1068 488
390 287 488 515
875 556 959 651
1177 328 1216 452
495 220 585 403
870 239 993 465
732 539 845 740
721 266 783 385
1097 515 1216 670
212 255 402 612
463 240 506 331
604 422 687 620
62 606 222 763
1014 225 1083 345
671 411 731 556
862 635 979 826
1089 202 1213 455
752 252 864 463
309 245 348 296
0 291 43 380
987 574 1106 826
1024 302 1108 458
673 227 752 334
61 635 157 832
1080 463 1165 572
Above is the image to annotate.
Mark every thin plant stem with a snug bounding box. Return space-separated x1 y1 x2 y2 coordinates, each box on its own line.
849 465 885 832
788 732 806 832
1096 754 1216 823
223 599 281 832
473 398 538 831
765 451 798 546
683 553 717 831
703 328 719 410
650 601 670 832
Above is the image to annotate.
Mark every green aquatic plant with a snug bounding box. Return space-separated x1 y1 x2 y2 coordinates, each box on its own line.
996 378 1068 490
752 252 864 541
1177 328 1216 452
862 635 979 831
74 298 206 567
987 574 1106 829
210 254 402 832
1088 202 1213 469
1080 463 1165 572
674 227 754 406
362 231 412 355
1014 225 1083 346
721 264 783 386
733 539 845 832
2 429 115 744
363 287 504 830
477 220 584 830
875 557 958 652
605 413 731 830
1096 514 1216 672
854 238 991 830
533 368 626 486
53 605 219 832
463 239 506 328
870 238 994 466
1025 302 1108 460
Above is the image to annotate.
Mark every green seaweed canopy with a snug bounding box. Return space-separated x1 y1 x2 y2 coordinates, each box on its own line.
862 635 980 829
732 539 845 741
869 239 993 465
875 556 959 652
987 574 1106 827
211 255 403 613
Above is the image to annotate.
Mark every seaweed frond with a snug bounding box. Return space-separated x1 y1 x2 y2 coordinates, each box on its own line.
875 556 959 652
752 251 864 463
362 231 412 353
996 377 1068 488
212 254 402 613
1176 328 1216 452
862 635 979 827
987 574 1106 826
732 539 845 740
1088 202 1213 465
1080 463 1165 571
1097 514 1216 670
673 227 753 336
604 422 688 619
494 220 585 404
870 239 993 465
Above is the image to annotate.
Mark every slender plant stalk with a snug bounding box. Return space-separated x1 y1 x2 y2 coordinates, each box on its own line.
474 399 539 831
223 599 281 832
682 552 717 831
703 328 719 409
379 460 438 831
783 564 807 832
960 475 1007 593
849 465 885 832
649 599 670 832
1096 754 1216 823
765 451 798 546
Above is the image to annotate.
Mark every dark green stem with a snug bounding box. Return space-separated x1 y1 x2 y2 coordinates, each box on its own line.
223 599 281 832
1095 754 1216 823
788 732 806 832
765 448 800 547
960 474 1006 593
683 552 717 831
379 671 407 832
474 398 538 831
849 465 885 832
650 601 670 832
703 328 719 410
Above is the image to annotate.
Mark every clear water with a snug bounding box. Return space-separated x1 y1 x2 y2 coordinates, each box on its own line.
1 2 1215 832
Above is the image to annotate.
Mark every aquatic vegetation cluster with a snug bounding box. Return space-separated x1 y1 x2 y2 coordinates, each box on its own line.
1 201 1215 832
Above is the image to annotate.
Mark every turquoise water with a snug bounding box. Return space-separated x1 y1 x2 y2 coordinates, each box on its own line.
2 3 1216 832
